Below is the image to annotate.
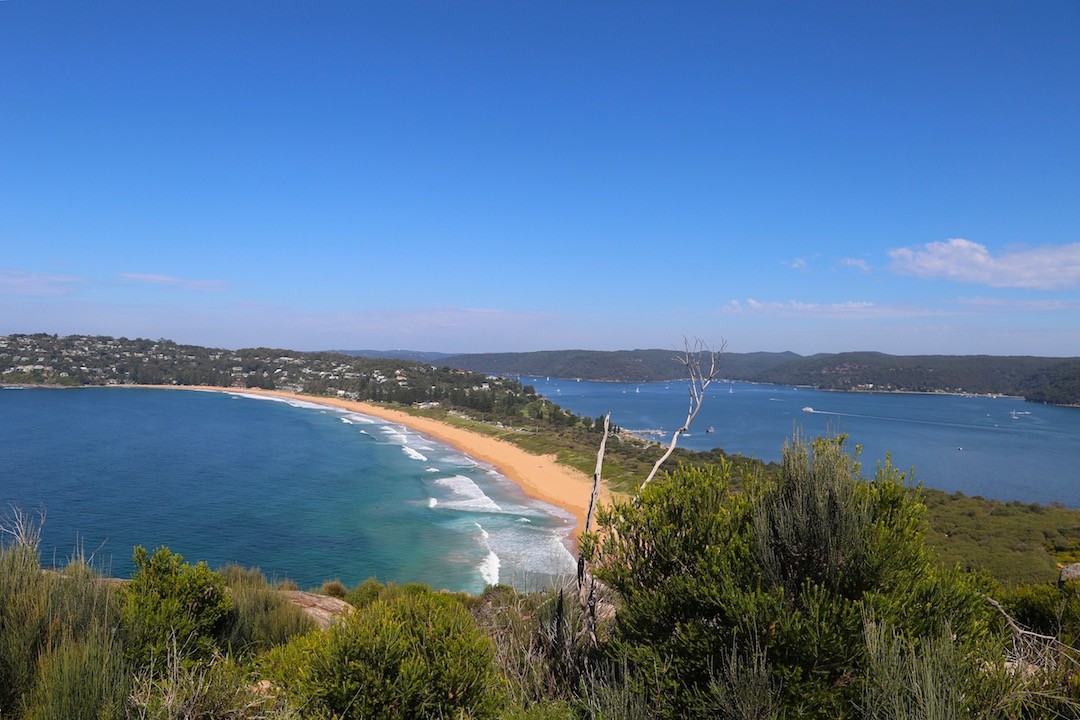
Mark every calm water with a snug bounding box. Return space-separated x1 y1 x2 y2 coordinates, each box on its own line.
529 378 1080 507
0 388 575 592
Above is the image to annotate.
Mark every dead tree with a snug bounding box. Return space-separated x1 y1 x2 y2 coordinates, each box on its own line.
576 338 724 647
640 338 725 491
576 412 609 649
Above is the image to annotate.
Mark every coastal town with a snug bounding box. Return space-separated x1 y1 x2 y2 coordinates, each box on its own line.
0 333 511 402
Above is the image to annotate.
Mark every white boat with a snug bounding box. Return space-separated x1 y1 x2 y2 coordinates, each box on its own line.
802 407 814 413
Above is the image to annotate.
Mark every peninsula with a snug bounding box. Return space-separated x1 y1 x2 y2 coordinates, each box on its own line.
186 386 599 542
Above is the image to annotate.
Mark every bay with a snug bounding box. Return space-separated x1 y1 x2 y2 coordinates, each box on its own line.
529 377 1080 507
0 387 575 593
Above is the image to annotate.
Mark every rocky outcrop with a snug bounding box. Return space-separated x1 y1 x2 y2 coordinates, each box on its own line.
282 590 354 629
1058 563 1080 586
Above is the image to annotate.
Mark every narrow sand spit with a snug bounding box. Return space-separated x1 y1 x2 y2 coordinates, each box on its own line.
179 387 603 545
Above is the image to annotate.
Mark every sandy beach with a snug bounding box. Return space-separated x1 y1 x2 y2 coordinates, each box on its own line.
180 387 601 544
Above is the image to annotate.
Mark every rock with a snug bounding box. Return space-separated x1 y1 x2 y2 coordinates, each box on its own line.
1058 563 1080 587
282 590 354 629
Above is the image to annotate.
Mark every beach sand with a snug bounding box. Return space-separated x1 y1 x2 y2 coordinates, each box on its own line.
181 387 602 545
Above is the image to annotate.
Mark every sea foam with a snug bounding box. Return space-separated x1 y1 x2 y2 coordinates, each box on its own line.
474 523 500 586
402 447 428 462
432 475 502 513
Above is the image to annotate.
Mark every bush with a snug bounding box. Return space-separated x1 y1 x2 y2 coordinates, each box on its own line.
0 543 50 714
320 579 347 598
343 577 384 609
588 438 996 717
1002 580 1080 646
0 520 126 718
120 546 233 668
129 651 294 719
21 628 128 720
264 588 504 719
219 564 314 656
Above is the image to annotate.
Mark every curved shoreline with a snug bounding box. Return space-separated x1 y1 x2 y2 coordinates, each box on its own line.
175 387 599 547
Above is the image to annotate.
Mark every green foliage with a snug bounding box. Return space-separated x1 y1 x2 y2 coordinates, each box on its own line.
343 576 385 609
589 438 995 718
129 651 293 720
862 620 986 720
121 546 233 668
922 489 1080 585
0 524 126 719
1001 580 1080 647
470 584 593 710
320 578 347 598
21 628 128 720
0 543 50 714
219 564 314 656
263 588 504 719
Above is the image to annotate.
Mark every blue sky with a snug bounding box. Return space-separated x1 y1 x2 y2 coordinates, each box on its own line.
2 2 1078 356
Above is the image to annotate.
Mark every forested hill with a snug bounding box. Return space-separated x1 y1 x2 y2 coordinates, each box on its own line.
751 351 1080 405
443 349 1080 406
441 349 800 382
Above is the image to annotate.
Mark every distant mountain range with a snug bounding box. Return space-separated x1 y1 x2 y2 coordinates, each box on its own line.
335 348 1080 406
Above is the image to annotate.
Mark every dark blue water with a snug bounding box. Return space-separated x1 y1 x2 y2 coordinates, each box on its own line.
0 388 575 592
529 378 1080 507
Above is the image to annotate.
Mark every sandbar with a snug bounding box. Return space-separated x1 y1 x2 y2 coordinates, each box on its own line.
176 387 601 546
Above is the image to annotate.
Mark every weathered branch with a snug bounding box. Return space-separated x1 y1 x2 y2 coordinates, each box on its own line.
577 412 610 649
640 338 725 492
0 505 45 551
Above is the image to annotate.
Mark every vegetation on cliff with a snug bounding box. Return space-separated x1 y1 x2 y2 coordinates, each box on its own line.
4 438 1080 718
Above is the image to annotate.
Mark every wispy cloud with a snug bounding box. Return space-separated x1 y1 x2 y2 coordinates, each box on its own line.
888 238 1080 289
118 273 230 292
0 268 83 296
839 257 869 273
956 296 1080 313
720 298 940 319
786 257 808 270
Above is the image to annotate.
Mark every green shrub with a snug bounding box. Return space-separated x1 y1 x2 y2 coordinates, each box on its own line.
264 588 504 719
471 584 591 709
588 438 996 718
129 651 293 719
343 577 384 609
320 579 347 598
120 546 233 668
220 565 314 655
0 543 50 714
21 627 128 720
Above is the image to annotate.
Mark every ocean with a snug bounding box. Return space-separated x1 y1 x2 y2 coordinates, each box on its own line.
528 377 1080 507
4 381 1078 592
0 387 576 593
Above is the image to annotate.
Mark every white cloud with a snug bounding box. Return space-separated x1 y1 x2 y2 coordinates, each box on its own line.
0 268 83 296
840 257 869 273
720 298 940 319
888 238 1080 289
118 273 230 292
786 258 808 270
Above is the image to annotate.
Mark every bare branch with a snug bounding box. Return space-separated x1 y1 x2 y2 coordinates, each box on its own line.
584 413 609 537
640 338 725 492
577 412 610 649
0 505 45 551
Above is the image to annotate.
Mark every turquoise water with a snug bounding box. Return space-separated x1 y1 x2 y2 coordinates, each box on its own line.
530 378 1080 507
0 388 576 592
